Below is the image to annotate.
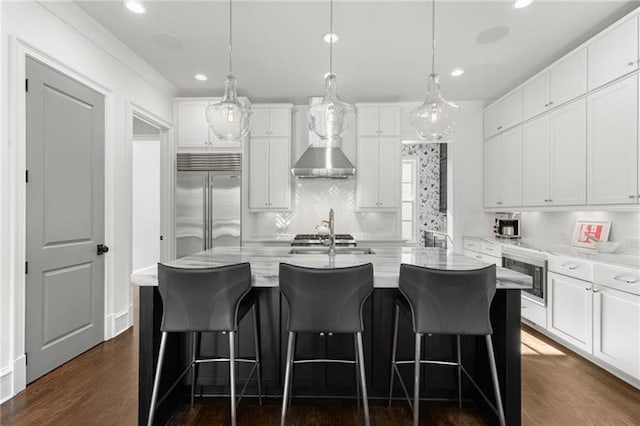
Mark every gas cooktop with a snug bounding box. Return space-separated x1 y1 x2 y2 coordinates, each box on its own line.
291 234 357 247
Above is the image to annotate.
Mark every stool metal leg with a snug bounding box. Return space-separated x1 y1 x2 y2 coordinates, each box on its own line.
354 334 360 408
413 333 422 426
281 331 296 426
355 332 370 426
229 331 237 426
190 332 197 407
388 303 400 407
457 335 462 411
486 335 506 426
147 331 168 426
252 304 263 406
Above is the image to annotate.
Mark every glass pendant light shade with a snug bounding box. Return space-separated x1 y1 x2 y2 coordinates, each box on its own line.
206 74 251 141
411 73 459 142
309 73 355 144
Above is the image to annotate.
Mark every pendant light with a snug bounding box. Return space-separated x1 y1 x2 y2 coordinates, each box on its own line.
411 0 459 142
206 0 251 141
308 0 354 144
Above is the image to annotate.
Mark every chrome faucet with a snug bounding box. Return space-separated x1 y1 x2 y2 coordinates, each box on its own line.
327 208 335 256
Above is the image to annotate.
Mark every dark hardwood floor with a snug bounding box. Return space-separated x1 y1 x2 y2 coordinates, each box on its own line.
2 325 640 425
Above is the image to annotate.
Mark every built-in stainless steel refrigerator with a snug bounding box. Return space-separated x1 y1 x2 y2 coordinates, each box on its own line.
176 153 241 258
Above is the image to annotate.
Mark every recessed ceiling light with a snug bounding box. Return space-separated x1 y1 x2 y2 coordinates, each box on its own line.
451 68 465 77
323 33 340 44
125 1 145 14
195 74 208 81
514 0 533 9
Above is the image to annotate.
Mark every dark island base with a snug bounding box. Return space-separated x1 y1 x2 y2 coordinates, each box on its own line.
139 287 521 425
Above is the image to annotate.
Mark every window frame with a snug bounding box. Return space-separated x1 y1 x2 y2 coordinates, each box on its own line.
401 158 418 243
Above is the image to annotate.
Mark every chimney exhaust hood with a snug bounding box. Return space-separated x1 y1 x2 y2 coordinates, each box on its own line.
291 97 356 178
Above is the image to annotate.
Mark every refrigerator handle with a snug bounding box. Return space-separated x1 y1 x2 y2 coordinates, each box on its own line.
209 174 214 250
203 174 208 250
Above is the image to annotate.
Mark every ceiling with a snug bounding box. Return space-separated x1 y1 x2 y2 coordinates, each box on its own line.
75 0 638 104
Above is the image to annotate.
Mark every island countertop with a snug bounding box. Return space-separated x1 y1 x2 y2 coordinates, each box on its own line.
131 246 532 289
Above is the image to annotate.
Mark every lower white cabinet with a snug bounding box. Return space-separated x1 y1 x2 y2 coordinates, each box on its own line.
593 285 640 380
547 272 593 353
521 296 547 328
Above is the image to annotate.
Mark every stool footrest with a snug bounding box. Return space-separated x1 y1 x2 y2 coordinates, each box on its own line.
293 358 356 365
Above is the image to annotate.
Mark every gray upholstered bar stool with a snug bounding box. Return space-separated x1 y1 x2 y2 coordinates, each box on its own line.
279 263 374 426
148 263 262 426
388 264 506 426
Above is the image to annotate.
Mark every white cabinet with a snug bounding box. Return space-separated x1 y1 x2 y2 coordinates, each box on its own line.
522 99 587 206
175 98 247 149
588 16 638 90
587 76 638 205
248 104 292 210
521 296 547 328
483 127 522 208
547 272 593 353
356 136 400 209
462 238 501 266
550 49 588 107
357 104 400 136
483 89 523 138
523 72 550 122
593 285 640 380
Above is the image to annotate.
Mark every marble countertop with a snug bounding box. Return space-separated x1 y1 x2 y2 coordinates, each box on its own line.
131 246 532 290
464 235 640 269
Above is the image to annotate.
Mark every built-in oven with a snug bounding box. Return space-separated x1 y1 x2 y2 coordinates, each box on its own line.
502 249 547 306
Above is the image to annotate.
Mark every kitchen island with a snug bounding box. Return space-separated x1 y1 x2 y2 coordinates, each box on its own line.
132 247 531 425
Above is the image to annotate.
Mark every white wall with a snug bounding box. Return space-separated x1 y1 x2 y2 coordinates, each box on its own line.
447 101 493 251
0 1 176 402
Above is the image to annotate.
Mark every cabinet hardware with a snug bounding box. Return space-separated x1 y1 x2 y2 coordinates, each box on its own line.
585 287 591 292
549 102 554 106
521 305 527 309
627 61 635 66
547 199 552 202
629 195 636 199
319 332 325 336
561 263 578 270
544 104 549 107
613 275 639 284
497 126 502 130
592 288 599 293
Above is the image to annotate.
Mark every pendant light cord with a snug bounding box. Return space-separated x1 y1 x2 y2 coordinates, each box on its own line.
329 0 333 75
431 0 436 75
228 0 233 75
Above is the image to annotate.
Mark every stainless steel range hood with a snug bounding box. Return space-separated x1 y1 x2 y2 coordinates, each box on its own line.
291 146 355 178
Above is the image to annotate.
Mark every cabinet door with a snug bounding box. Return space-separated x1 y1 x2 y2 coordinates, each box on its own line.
483 137 502 208
500 127 523 207
267 138 291 209
357 137 381 208
177 100 211 148
378 106 401 136
377 137 400 208
251 108 270 137
501 89 523 130
523 71 550 121
248 138 270 209
547 272 593 353
549 99 587 206
593 286 640 380
587 76 638 204
522 116 550 206
550 49 588 107
269 108 291 137
483 103 501 139
357 106 380 136
588 17 638 90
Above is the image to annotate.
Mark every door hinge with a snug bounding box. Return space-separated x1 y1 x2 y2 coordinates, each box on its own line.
25 79 29 92
26 170 29 183
25 261 29 274
25 353 28 365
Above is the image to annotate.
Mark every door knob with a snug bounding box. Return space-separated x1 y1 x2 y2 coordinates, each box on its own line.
97 244 110 255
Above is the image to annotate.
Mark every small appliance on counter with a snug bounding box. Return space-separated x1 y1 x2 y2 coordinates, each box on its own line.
493 213 521 239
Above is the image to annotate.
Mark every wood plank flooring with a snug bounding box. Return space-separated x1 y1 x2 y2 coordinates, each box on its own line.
2 325 639 425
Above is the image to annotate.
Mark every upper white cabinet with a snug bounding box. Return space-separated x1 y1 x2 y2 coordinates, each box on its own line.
483 127 522 208
175 98 246 149
522 99 587 206
249 104 292 210
587 75 638 205
483 89 523 138
523 49 588 122
588 16 638 90
358 104 401 137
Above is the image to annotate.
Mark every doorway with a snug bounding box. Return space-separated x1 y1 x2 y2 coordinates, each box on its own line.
25 57 106 383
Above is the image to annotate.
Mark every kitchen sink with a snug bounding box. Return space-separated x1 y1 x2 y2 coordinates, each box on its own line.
288 247 376 255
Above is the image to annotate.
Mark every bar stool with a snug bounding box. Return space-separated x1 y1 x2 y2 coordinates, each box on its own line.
388 264 506 426
148 263 262 426
279 263 374 426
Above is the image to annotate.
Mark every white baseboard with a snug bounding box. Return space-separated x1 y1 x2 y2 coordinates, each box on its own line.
0 367 13 404
113 304 133 337
105 312 114 340
0 355 27 404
